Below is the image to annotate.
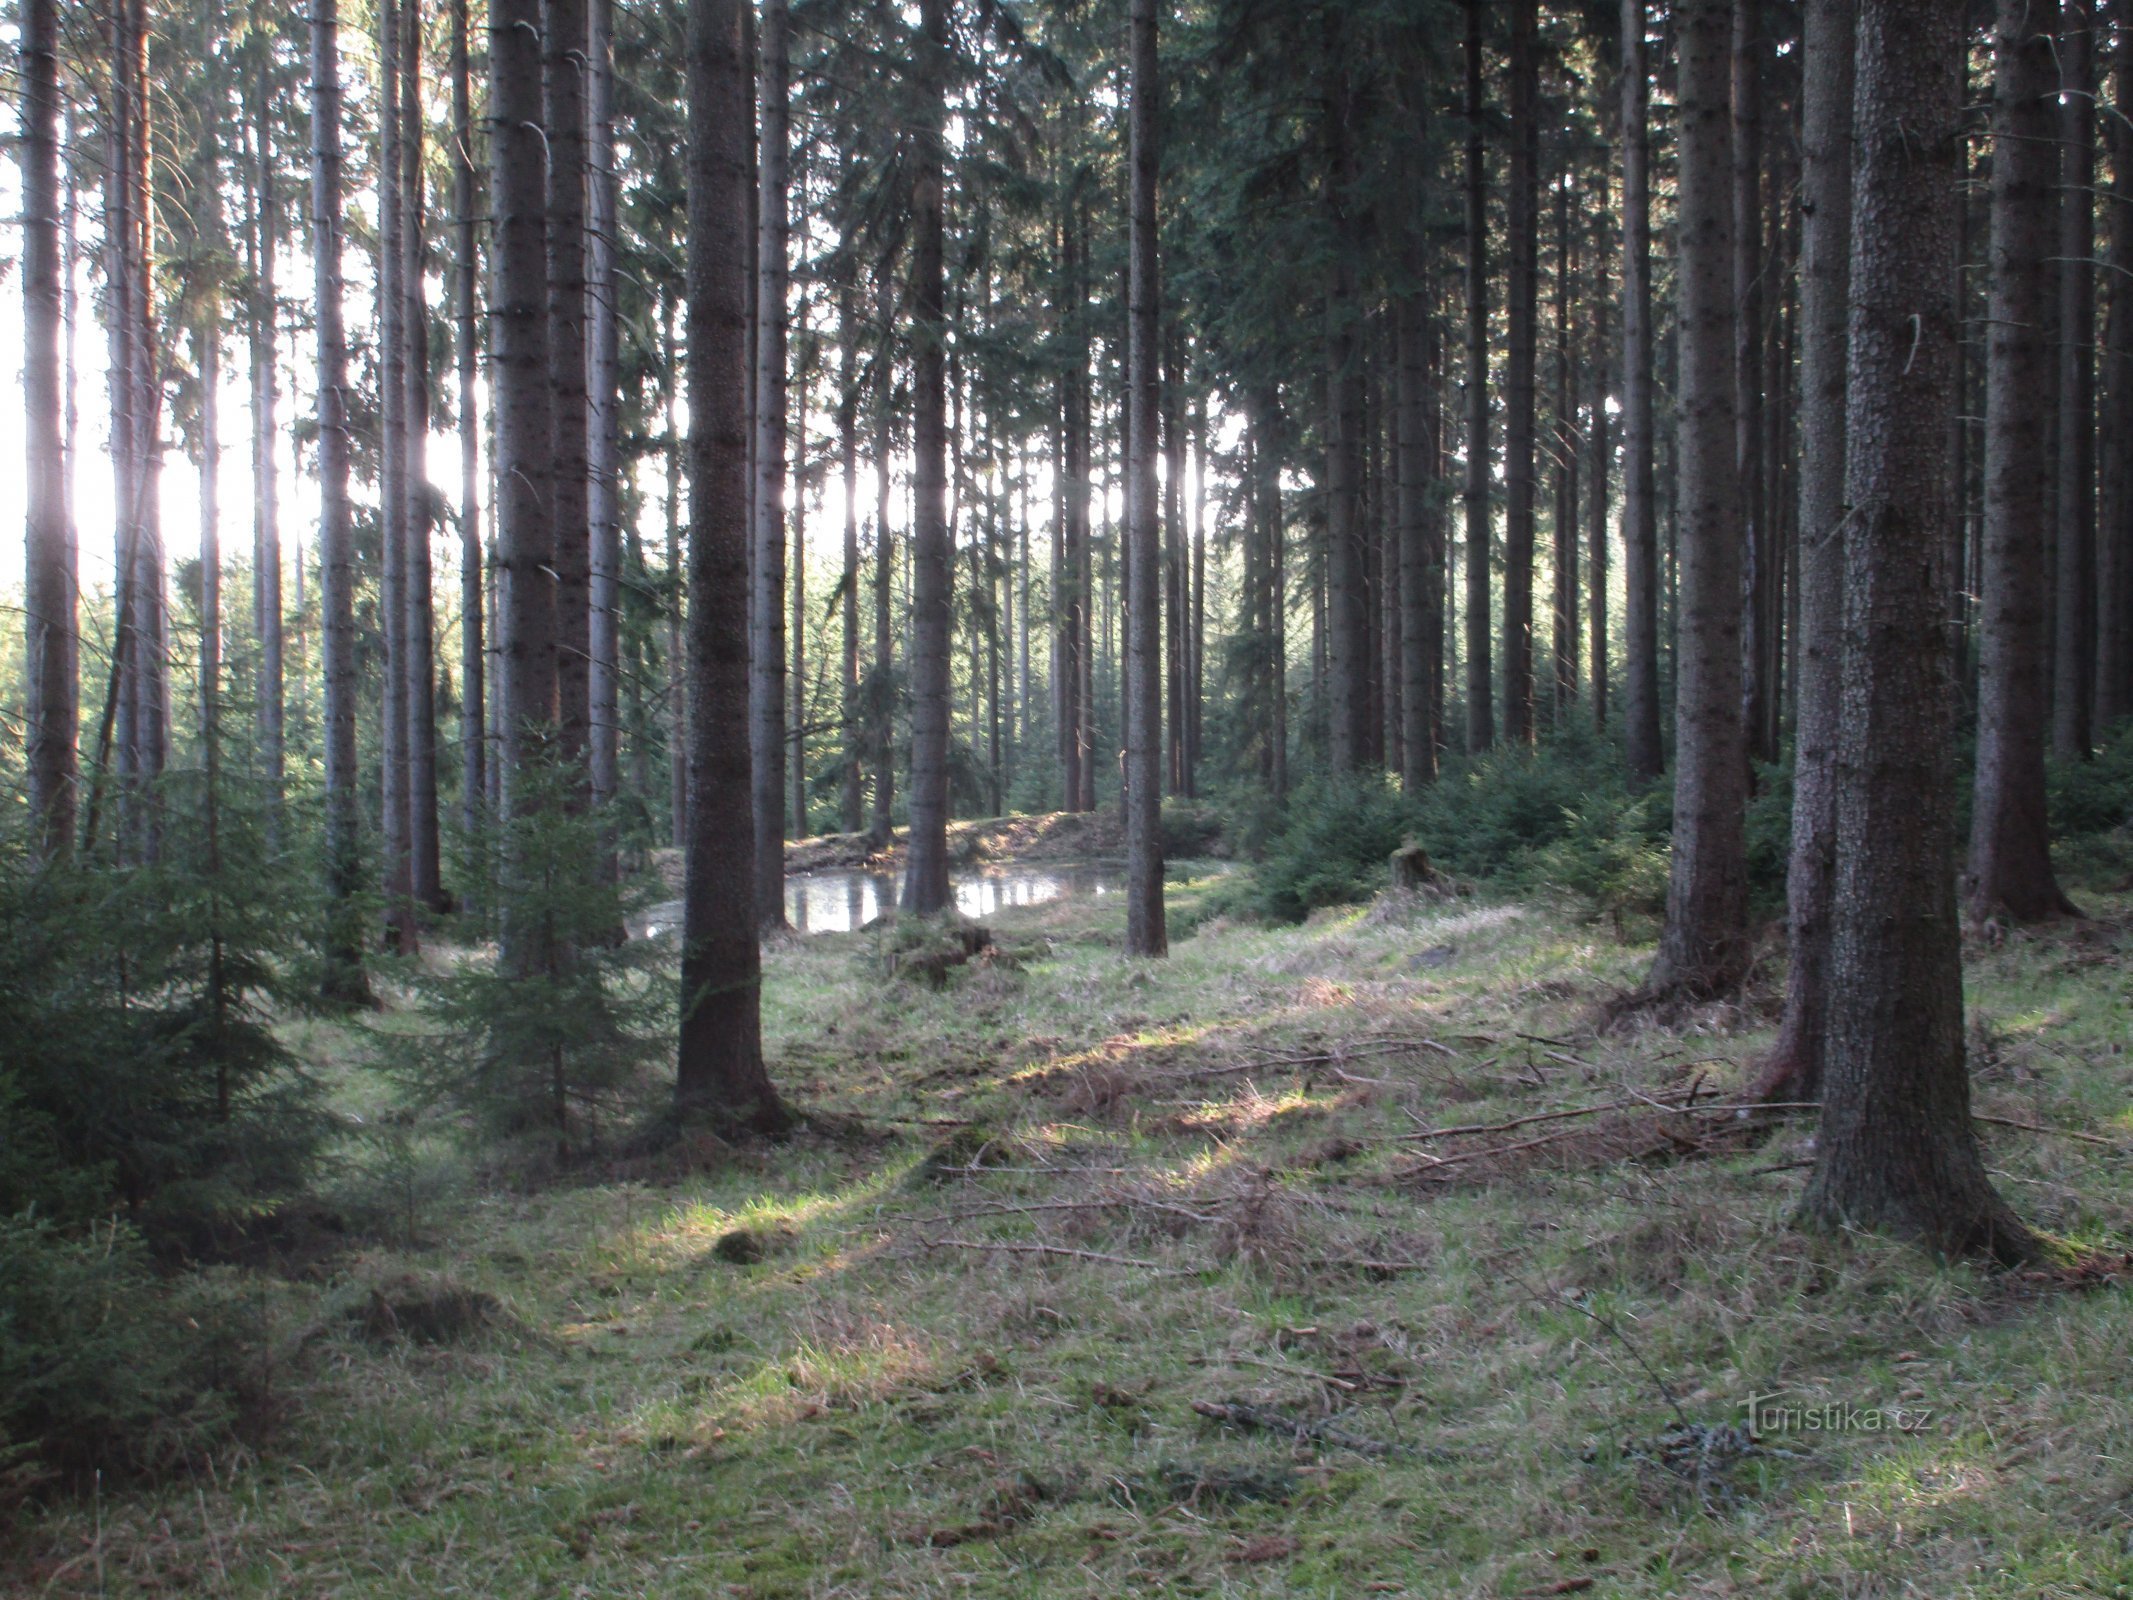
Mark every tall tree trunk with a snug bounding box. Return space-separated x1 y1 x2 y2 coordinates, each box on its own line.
402 0 443 914
2053 4 2097 757
247 7 284 825
1735 0 1777 767
1649 0 1751 999
901 0 953 916
1619 0 1663 781
1163 336 1187 796
840 277 865 834
1764 0 1854 1105
1552 169 1580 719
676 0 788 1134
452 0 484 839
664 294 688 845
589 0 623 823
1800 0 2037 1264
546 0 591 775
1397 284 1436 791
492 0 559 971
21 0 74 856
752 0 792 923
2101 14 2133 730
1504 0 1539 744
311 0 367 1001
1462 0 1494 752
1970 0 2083 923
1587 167 1612 728
379 0 417 948
872 255 897 846
1124 0 1167 957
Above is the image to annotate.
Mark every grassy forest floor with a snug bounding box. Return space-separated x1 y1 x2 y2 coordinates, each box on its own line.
12 833 2133 1598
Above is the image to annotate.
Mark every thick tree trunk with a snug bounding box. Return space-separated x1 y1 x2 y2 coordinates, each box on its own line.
1619 0 1664 782
1764 0 1853 1105
589 0 623 824
311 0 367 1000
1969 0 2083 923
752 0 792 924
2053 5 2097 758
1552 170 1580 720
249 11 284 822
1800 0 2036 1264
402 0 442 914
378 0 417 948
1397 287 1436 791
1587 175 1612 728
901 0 953 916
452 0 484 839
492 0 558 973
1649 0 1751 999
1504 0 1539 745
872 255 897 846
676 0 788 1134
21 0 74 857
546 0 592 774
1735 0 1777 768
840 280 865 834
2102 17 2133 730
1462 0 1494 753
1124 0 1167 957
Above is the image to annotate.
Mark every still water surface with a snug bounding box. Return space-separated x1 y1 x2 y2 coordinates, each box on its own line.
634 862 1123 939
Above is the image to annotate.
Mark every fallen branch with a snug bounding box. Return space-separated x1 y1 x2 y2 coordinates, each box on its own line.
920 1237 1188 1274
1973 1113 2121 1148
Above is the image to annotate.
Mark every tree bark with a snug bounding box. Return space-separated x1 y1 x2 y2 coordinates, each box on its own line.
2101 13 2133 730
840 275 865 834
1504 0 1540 745
546 0 592 775
452 0 484 840
1124 0 1167 957
2052 4 2097 758
1735 0 1778 768
1799 0 2037 1264
1649 0 1751 999
311 0 367 1000
21 0 74 856
1462 0 1494 753
872 255 898 846
676 0 789 1134
589 0 623 825
402 0 443 914
1619 0 1663 782
1397 286 1436 791
901 0 954 916
492 0 558 974
378 0 417 947
247 13 284 826
753 0 793 924
1764 0 1853 1105
1552 168 1580 720
1969 0 2083 923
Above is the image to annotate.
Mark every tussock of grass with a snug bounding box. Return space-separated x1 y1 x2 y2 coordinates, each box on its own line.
9 858 2133 1596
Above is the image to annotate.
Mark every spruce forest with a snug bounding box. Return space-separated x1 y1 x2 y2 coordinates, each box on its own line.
9 0 2133 1591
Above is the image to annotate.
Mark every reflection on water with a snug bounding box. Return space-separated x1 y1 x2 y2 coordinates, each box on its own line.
787 863 1119 933
632 862 1122 940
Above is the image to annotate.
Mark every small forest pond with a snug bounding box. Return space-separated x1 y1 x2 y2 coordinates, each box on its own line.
633 862 1124 939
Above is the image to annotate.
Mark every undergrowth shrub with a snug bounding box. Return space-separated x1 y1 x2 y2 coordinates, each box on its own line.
2050 721 2133 837
0 780 319 1498
386 774 673 1161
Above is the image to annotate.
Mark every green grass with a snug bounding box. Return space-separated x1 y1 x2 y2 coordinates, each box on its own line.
11 846 2133 1597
